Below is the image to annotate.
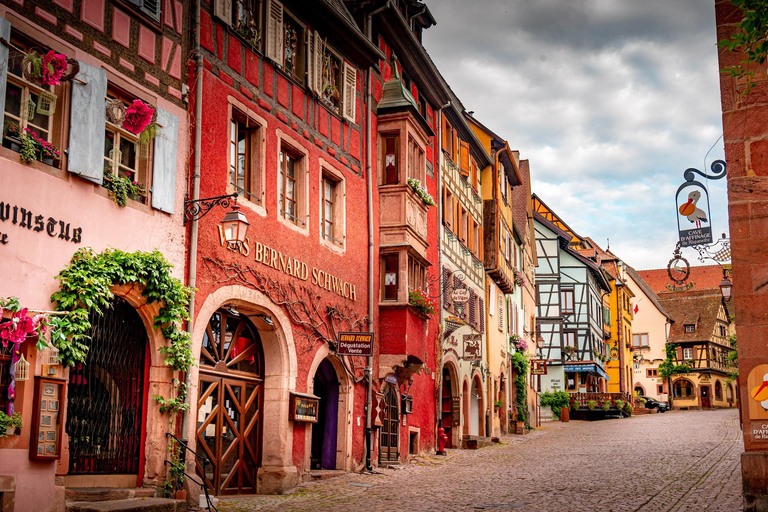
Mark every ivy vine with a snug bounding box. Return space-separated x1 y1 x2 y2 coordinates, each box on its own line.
719 0 768 95
49 248 193 371
512 350 529 427
658 343 692 380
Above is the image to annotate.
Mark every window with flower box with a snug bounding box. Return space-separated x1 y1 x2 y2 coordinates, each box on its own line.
2 32 67 168
103 86 152 204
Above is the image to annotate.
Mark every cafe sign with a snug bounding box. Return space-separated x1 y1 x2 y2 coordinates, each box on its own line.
463 334 482 362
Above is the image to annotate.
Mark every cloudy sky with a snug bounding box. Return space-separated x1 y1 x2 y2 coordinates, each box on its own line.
422 0 728 270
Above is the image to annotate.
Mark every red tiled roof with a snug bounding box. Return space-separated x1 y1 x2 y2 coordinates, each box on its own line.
657 292 724 343
511 159 530 238
636 265 725 294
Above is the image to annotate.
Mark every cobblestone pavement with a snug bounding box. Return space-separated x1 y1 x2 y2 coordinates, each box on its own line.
218 409 743 512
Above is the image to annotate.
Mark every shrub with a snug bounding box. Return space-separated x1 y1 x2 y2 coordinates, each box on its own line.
586 400 597 411
540 390 571 418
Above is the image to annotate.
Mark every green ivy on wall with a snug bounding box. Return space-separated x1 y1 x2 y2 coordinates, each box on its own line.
512 350 529 427
658 343 692 380
49 248 193 371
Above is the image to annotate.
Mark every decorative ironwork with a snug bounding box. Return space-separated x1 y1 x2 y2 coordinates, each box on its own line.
184 193 238 223
167 433 219 511
66 298 147 474
692 233 731 264
667 244 691 286
675 160 726 248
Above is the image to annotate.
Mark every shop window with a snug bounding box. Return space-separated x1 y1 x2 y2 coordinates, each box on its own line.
561 289 574 314
104 85 152 204
633 333 649 348
319 170 344 249
2 32 67 168
407 255 425 292
230 109 263 205
381 254 399 301
382 134 399 184
673 379 694 398
277 144 306 227
407 136 425 183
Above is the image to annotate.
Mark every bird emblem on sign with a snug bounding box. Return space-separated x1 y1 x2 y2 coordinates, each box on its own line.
674 160 725 248
678 190 708 229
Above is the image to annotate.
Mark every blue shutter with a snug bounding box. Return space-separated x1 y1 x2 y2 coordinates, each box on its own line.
68 62 107 184
151 107 178 214
0 17 10 133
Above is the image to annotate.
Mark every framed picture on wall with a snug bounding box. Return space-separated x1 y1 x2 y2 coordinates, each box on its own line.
41 415 52 427
29 378 66 461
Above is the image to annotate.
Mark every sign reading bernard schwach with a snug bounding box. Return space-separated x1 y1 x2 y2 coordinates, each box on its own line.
675 161 726 248
218 227 359 301
336 332 374 357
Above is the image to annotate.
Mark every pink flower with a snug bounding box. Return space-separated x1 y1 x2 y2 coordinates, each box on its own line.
41 51 68 86
122 100 154 135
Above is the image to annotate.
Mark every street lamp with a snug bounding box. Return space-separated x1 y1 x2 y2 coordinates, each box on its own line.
719 271 733 300
184 193 249 245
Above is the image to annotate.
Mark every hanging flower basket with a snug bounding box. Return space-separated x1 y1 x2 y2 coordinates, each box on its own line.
22 51 79 86
36 90 57 116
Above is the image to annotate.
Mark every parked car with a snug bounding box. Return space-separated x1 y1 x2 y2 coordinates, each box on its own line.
640 396 670 412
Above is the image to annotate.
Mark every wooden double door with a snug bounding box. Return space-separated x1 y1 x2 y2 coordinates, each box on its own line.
379 386 399 463
195 310 264 495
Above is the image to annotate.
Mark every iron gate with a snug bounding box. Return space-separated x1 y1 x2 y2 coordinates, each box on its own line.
67 298 148 474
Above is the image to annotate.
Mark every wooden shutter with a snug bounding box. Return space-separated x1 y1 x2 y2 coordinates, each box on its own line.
151 107 179 214
213 0 232 25
459 140 469 176
342 62 357 123
68 62 107 184
442 266 451 310
441 116 448 152
498 294 503 331
265 0 284 64
141 0 161 21
313 31 323 94
469 288 476 328
307 30 316 94
0 16 10 133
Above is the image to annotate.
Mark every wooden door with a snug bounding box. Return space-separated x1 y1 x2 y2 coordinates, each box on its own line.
195 310 263 495
701 385 711 409
379 386 399 463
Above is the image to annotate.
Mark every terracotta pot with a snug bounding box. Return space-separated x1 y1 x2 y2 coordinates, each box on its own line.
174 489 187 500
560 407 570 422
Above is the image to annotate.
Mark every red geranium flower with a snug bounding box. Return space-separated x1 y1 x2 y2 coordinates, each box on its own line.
122 100 155 135
41 51 68 86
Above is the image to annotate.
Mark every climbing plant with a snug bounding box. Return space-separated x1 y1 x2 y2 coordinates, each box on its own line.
719 0 768 95
658 343 692 380
49 248 193 371
512 351 529 427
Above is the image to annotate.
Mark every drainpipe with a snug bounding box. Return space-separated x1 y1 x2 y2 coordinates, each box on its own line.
180 0 204 446
435 101 449 448
365 1 389 471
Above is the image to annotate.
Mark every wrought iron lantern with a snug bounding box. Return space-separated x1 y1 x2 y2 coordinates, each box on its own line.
184 193 249 245
719 273 733 300
220 204 250 244
401 394 413 415
14 354 29 381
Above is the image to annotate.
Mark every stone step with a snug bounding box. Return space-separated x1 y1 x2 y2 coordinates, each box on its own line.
307 470 346 481
66 498 186 512
65 489 156 503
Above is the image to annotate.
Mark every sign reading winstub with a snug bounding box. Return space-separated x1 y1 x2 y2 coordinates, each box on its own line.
336 332 374 356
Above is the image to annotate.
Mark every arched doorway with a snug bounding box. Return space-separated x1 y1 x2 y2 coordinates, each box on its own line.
195 309 264 495
379 384 399 463
441 363 459 448
470 376 481 436
67 297 149 477
311 358 339 470
634 384 645 397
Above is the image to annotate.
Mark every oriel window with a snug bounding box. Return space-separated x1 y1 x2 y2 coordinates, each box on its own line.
382 255 399 301
383 135 399 184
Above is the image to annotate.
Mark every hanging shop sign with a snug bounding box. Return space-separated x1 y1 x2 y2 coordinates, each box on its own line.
675 160 726 248
451 288 470 304
336 332 374 356
29 378 66 461
531 359 547 375
289 392 319 423
217 232 359 301
0 200 83 246
463 334 482 362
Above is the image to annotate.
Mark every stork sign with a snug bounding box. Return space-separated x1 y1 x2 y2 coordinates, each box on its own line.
675 160 726 248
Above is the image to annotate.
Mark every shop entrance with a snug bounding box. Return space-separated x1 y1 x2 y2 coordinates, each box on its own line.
441 367 455 448
379 385 399 463
470 377 480 436
195 309 264 495
66 298 148 477
701 385 711 409
311 358 339 470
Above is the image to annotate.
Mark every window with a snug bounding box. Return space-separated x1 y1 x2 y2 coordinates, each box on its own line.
230 110 263 204
657 384 665 395
442 117 455 160
561 289 574 314
278 144 305 226
673 379 694 398
458 207 468 244
719 325 727 337
633 333 649 348
382 134 399 184
126 0 162 21
382 254 399 301
682 347 693 360
234 0 260 36
319 44 341 112
2 33 66 167
684 324 695 333
603 306 611 326
407 255 425 292
283 10 306 83
566 372 577 391
320 172 343 247
563 331 576 348
104 86 152 204
473 222 480 257
443 189 453 228
499 164 508 203
646 368 658 378
715 380 722 400
407 136 425 183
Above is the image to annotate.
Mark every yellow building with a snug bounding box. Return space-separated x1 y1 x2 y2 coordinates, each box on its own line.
465 115 522 436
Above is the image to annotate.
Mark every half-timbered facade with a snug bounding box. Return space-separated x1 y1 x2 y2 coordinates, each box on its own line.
533 198 611 394
659 291 736 410
0 0 188 509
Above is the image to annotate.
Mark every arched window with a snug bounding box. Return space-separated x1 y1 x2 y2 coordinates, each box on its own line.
634 385 645 397
715 380 723 400
673 378 695 398
727 383 734 402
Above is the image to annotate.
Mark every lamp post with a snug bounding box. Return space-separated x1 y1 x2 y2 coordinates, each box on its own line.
184 193 250 245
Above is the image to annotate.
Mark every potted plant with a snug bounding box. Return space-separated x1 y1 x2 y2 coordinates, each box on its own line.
601 400 612 411
408 288 437 318
614 399 625 412
570 399 580 411
625 403 634 415
407 178 437 207
586 400 597 411
0 411 22 436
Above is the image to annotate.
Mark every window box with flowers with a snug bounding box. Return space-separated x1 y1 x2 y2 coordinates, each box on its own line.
407 178 436 208
408 288 437 318
4 122 62 165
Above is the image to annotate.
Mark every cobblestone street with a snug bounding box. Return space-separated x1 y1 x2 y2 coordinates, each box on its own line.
218 409 742 512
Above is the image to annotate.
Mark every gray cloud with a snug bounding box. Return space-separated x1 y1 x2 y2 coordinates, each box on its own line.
423 0 727 269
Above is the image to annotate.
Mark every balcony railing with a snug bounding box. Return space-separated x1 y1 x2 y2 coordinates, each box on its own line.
568 392 633 407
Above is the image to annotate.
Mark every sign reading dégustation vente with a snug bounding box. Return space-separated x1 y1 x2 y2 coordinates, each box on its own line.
336 332 374 356
218 228 359 301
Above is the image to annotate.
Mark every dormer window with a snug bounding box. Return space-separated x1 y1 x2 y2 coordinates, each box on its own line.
684 324 695 333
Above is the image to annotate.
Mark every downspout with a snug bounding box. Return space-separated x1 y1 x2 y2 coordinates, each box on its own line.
365 1 389 471
181 0 204 445
435 101 449 448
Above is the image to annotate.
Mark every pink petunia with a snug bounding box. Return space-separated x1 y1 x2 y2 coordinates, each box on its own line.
122 100 154 135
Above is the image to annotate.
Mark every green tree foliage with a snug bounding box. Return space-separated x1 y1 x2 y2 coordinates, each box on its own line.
719 0 768 93
540 390 571 419
658 344 692 380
